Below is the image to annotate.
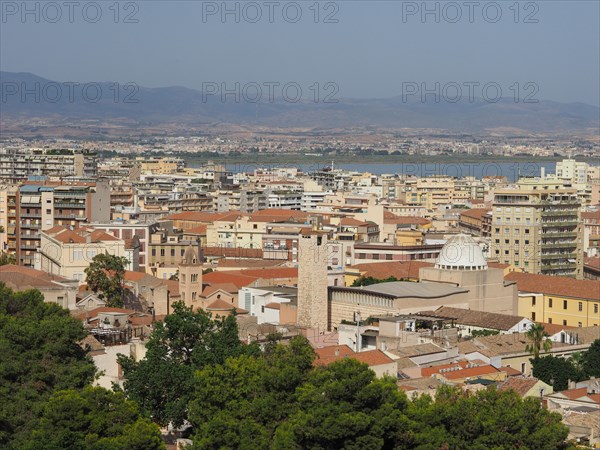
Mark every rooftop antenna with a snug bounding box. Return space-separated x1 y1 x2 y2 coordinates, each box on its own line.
331 160 334 171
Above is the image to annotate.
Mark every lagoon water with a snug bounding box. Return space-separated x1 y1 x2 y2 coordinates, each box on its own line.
220 161 560 182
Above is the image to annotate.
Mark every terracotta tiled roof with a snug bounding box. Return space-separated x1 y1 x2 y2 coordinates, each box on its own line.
500 366 523 377
584 256 600 270
313 345 394 367
206 298 248 314
556 387 600 404
498 377 540 396
581 210 600 221
460 208 492 220
383 211 430 226
184 225 207 235
505 272 600 301
535 322 577 335
422 360 501 380
165 211 244 222
348 261 433 280
216 259 286 269
421 306 526 331
0 264 71 290
340 217 369 226
204 246 263 259
203 271 259 289
238 267 298 279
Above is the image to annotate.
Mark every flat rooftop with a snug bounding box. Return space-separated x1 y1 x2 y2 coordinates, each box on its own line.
330 282 468 299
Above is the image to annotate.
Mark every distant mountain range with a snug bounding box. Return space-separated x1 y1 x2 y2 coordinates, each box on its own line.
1 71 599 135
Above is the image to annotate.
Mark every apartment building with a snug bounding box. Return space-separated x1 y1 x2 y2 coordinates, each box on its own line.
491 183 583 278
37 226 126 282
508 272 600 327
0 148 97 182
214 189 268 213
5 182 110 267
556 158 588 184
92 221 159 273
459 208 492 237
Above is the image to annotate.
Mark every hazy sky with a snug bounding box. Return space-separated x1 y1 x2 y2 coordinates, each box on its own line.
1 1 599 105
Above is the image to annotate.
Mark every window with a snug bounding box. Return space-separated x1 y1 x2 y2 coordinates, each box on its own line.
261 306 265 313
578 302 583 312
171 249 175 257
151 249 156 256
495 228 500 233
525 229 530 234
595 304 598 314
495 239 499 244
549 298 553 308
521 363 526 374
563 320 567 326
563 300 568 310
578 322 583 327
548 318 552 324
386 254 393 260
515 239 519 245
532 298 536 306
504 228 510 234
525 240 529 245
505 239 509 244
46 209 51 214
191 274 198 282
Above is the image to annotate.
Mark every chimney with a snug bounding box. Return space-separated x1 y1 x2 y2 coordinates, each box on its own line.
568 379 576 390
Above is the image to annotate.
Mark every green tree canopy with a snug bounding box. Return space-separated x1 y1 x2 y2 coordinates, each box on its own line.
0 251 16 266
84 253 129 307
22 386 164 450
408 385 568 450
186 337 569 450
532 355 582 391
582 339 600 378
0 284 96 448
351 276 401 287
117 302 260 427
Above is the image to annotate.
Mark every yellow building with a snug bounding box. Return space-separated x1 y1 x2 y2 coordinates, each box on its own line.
507 272 600 327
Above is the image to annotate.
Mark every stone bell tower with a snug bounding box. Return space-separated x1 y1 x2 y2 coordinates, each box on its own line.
297 229 329 330
178 245 202 309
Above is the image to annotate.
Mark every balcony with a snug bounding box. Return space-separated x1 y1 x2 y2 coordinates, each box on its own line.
20 233 40 239
541 242 578 249
542 210 578 217
55 214 86 220
542 231 578 238
541 253 577 260
541 262 577 270
20 223 41 229
20 213 41 219
20 244 39 250
54 202 86 209
542 221 579 228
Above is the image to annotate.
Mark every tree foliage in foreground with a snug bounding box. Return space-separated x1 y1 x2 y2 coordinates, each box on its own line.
118 301 260 427
22 386 164 450
187 336 569 450
0 284 96 448
0 284 163 450
84 253 129 307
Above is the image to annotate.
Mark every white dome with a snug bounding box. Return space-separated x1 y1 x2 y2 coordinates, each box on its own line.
435 234 488 271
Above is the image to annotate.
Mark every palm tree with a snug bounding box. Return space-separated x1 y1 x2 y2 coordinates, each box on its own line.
570 351 586 374
525 323 552 359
